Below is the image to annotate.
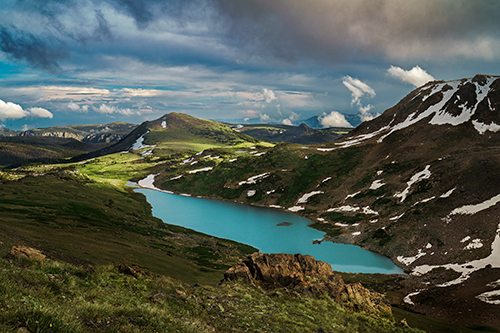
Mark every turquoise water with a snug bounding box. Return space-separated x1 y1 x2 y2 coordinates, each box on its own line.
136 188 404 274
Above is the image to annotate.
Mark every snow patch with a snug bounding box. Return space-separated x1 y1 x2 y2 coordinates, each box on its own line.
476 290 500 305
327 205 379 215
130 131 156 150
464 239 483 250
394 165 431 202
404 290 424 306
345 191 361 200
389 213 405 220
161 121 166 128
138 174 174 194
352 232 361 236
269 205 283 209
247 190 256 197
188 167 213 174
369 179 385 190
412 196 436 206
449 193 500 216
170 175 183 180
461 236 471 243
397 249 427 266
288 206 305 212
297 191 323 204
321 177 332 183
238 172 271 186
440 188 456 198
472 120 500 135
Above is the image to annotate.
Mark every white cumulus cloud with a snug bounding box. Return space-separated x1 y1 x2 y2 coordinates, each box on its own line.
259 113 271 122
68 102 89 113
282 118 293 126
388 65 435 87
342 76 379 122
319 111 352 128
0 99 53 121
342 76 375 107
27 107 53 119
262 88 277 103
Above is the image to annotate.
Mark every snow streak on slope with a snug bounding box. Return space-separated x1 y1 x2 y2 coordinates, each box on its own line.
394 165 431 202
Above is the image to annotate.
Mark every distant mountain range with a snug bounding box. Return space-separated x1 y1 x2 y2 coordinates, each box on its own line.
216 112 363 129
0 122 137 143
224 122 351 144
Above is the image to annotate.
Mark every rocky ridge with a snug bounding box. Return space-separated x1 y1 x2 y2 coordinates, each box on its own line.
222 252 392 316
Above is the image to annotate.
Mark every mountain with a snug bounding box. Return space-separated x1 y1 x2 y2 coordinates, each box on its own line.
227 122 351 144
70 112 262 162
0 122 136 143
150 75 500 329
303 113 363 129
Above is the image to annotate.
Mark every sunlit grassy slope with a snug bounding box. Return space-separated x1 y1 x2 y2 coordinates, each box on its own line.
0 170 255 286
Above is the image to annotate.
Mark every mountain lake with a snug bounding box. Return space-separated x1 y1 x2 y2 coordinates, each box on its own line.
135 187 404 274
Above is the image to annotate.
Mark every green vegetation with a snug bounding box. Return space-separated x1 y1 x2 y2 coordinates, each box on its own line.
157 143 361 207
0 253 423 333
0 171 255 286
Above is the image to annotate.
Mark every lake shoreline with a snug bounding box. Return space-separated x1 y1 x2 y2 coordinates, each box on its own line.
131 174 404 275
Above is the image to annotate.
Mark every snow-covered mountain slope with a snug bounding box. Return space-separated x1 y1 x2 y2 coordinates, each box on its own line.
332 74 500 149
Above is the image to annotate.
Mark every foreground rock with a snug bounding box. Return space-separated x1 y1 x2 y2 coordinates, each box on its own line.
222 252 391 316
9 245 46 261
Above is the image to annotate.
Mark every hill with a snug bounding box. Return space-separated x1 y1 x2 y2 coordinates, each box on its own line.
70 113 265 162
0 136 110 168
148 75 500 329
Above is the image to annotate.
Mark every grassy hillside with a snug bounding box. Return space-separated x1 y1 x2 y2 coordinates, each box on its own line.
0 137 110 168
0 253 425 333
0 170 255 286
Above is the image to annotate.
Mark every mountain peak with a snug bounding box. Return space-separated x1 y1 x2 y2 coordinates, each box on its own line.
337 75 500 148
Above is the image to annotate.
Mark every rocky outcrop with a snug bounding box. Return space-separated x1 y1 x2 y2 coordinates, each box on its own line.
9 245 46 261
222 252 391 316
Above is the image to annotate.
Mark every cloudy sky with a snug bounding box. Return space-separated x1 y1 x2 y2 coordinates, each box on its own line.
0 0 499 130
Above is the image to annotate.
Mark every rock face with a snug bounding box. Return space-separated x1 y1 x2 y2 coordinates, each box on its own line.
9 245 46 261
222 253 391 316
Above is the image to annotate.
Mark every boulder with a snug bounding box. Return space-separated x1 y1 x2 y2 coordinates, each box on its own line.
222 253 391 316
9 245 46 261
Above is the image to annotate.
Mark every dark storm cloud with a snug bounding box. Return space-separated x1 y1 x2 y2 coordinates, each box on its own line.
203 0 500 63
2 0 499 74
0 26 67 73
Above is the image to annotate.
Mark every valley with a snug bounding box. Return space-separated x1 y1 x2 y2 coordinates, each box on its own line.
1 75 500 332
